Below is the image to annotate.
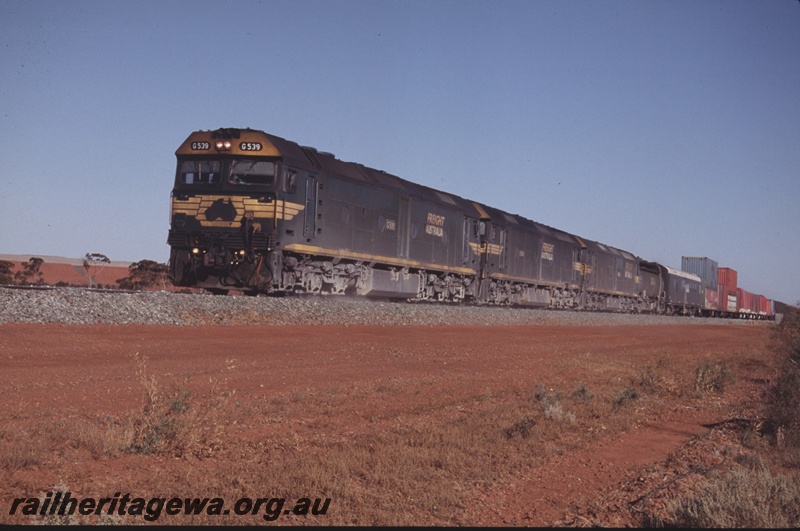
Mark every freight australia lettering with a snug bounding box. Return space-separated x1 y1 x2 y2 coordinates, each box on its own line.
542 242 554 261
425 213 445 237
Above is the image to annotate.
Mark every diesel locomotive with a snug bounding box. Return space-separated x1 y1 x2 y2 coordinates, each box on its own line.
166 127 739 316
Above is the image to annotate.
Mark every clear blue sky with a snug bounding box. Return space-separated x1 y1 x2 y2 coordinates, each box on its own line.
1 0 798 304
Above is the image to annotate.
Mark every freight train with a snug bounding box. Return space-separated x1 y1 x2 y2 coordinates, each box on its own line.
167 128 773 319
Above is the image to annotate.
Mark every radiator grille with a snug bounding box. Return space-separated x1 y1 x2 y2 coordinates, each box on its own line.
168 230 270 249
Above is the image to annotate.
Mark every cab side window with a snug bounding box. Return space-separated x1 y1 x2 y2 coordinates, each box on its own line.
283 169 298 194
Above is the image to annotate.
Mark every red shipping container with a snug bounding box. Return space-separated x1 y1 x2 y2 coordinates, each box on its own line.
718 267 738 290
737 288 754 313
757 294 770 315
719 285 737 313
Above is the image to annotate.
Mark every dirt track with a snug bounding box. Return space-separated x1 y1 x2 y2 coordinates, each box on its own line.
0 322 773 525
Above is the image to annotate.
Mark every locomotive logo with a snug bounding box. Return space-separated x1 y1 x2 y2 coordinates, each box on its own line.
205 198 238 222
469 242 504 256
573 262 593 274
171 195 305 227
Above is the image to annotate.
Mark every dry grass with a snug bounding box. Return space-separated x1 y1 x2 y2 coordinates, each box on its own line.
125 353 232 458
4 335 791 526
655 455 800 528
693 360 734 395
2 373 652 525
643 314 800 528
190 375 687 525
765 310 800 454
0 424 47 471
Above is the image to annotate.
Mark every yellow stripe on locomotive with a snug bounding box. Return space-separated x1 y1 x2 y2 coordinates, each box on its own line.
171 195 305 228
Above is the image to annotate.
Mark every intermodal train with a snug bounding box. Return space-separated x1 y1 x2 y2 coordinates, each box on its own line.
167 128 773 319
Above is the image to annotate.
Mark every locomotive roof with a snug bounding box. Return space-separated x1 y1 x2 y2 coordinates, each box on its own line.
179 128 643 262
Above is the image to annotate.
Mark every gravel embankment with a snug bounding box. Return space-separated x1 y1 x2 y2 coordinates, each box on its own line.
0 287 753 327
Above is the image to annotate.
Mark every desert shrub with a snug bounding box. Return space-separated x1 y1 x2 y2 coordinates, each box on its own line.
0 424 45 470
766 368 800 451
544 401 563 419
126 353 230 457
503 416 537 439
770 307 800 365
765 310 800 451
694 361 733 394
612 387 638 408
657 457 800 528
532 383 561 407
635 358 674 395
0 260 15 284
570 383 594 403
532 383 549 402
531 384 575 423
128 382 191 454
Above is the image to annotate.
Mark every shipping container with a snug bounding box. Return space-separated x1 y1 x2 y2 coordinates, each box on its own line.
719 286 739 313
737 288 754 313
718 285 737 313
717 267 738 290
681 256 718 290
704 287 720 311
726 291 738 313
755 294 771 316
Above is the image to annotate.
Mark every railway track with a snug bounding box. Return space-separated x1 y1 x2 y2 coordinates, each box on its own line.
2 282 772 328
0 284 141 295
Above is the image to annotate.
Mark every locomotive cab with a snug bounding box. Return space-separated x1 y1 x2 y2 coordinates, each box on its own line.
168 129 289 294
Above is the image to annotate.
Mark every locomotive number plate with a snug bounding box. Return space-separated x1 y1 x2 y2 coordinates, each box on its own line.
240 142 263 151
191 141 210 150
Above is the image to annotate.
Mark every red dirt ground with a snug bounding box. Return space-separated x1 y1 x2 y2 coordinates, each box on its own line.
0 322 774 526
3 260 132 288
